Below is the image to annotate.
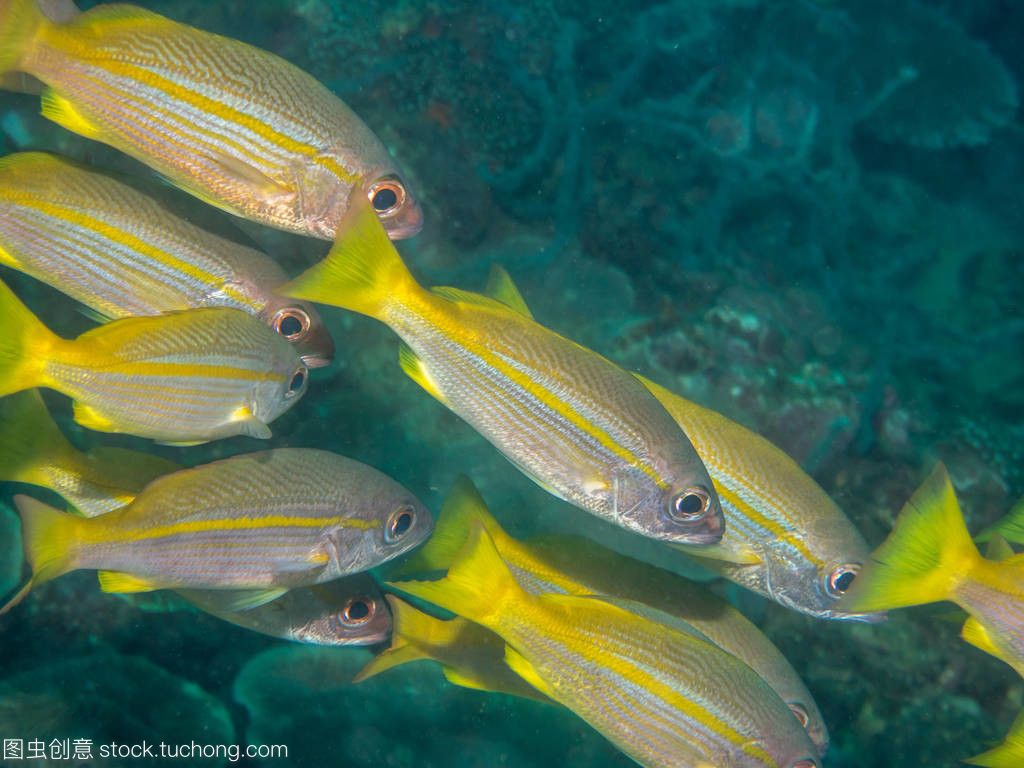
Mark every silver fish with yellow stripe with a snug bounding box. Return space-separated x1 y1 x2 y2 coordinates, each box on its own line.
390 476 829 756
0 0 421 239
639 376 878 621
0 278 307 443
0 151 333 367
282 198 723 547
391 524 820 768
0 448 432 614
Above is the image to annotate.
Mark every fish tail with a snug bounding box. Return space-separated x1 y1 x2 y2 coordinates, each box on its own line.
279 196 422 321
0 279 58 398
352 641 429 683
0 494 81 614
0 0 47 76
394 476 507 575
387 523 525 632
967 709 1024 767
0 390 77 488
352 596 447 682
840 462 978 613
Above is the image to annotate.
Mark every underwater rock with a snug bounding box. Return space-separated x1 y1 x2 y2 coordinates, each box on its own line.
234 644 632 767
0 652 234 766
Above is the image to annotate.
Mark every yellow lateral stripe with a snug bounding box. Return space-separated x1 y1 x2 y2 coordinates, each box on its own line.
95 513 376 544
11 198 258 310
91 362 285 383
466 342 666 488
713 476 819 566
94 59 357 185
555 628 771 760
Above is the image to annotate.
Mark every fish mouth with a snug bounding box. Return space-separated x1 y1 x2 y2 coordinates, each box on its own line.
300 352 332 369
381 201 424 240
828 608 888 624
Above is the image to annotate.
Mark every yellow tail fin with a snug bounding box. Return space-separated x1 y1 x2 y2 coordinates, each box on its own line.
353 642 430 683
840 463 977 613
0 494 82 614
395 476 507 575
0 0 46 76
0 278 58 398
279 196 420 320
0 390 77 488
387 523 525 632
353 595 454 682
967 709 1024 767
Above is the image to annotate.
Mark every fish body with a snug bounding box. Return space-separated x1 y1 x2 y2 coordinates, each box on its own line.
395 477 828 755
1 448 432 613
0 390 179 516
0 152 333 366
0 278 307 443
0 0 421 239
639 376 876 621
355 594 545 700
180 574 392 646
841 463 1024 676
282 199 723 546
391 525 820 768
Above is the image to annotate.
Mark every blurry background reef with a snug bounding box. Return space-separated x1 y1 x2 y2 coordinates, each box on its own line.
0 0 1022 766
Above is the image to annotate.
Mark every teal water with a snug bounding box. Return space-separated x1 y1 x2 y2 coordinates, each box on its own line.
0 0 1022 766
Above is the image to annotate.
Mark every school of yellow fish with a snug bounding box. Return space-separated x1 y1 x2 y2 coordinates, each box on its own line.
0 1 1016 766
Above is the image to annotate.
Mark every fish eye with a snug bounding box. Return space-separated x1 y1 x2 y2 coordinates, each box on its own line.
668 487 712 522
368 177 406 216
286 367 307 397
824 564 860 598
789 703 810 729
385 505 415 543
338 597 375 626
272 307 311 341
792 761 818 768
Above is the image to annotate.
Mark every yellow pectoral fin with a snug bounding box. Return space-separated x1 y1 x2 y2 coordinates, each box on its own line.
962 616 1003 660
40 88 103 139
72 402 118 433
398 343 446 404
97 571 165 594
503 645 555 698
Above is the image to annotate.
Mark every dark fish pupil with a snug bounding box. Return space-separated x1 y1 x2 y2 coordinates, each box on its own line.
346 600 370 622
372 187 399 211
290 371 305 392
393 511 412 535
676 493 703 515
833 571 856 593
278 314 303 337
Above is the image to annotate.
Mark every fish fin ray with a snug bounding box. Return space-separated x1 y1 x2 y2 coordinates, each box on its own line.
484 265 533 318
0 279 55 397
10 495 80 598
397 343 445 404
503 645 555 698
40 86 103 139
97 571 166 594
72 402 118 433
961 616 1003 660
352 643 428 683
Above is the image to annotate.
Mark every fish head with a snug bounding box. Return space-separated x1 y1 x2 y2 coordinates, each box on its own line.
324 491 434 576
617 471 725 546
362 172 423 239
291 579 393 646
263 299 335 368
249 350 309 428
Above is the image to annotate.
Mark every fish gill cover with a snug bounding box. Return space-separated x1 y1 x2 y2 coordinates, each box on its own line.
0 0 1021 767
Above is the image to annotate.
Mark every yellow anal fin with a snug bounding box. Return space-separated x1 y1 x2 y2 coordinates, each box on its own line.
97 571 165 594
157 440 209 448
484 265 533 319
962 616 1003 661
72 402 118 433
398 343 446 404
40 88 103 139
503 644 555 699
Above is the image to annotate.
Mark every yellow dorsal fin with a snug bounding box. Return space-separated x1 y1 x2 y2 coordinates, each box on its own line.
398 343 446 403
484 265 533 319
503 645 555 698
430 285 508 309
97 571 165 594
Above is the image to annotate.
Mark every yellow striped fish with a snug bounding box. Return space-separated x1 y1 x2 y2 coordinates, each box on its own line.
281 198 724 547
179 575 393 647
841 463 1024 677
638 376 877 621
0 0 421 240
0 277 307 443
0 390 179 516
391 525 820 768
0 152 333 367
353 594 547 700
390 476 828 756
0 448 432 614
